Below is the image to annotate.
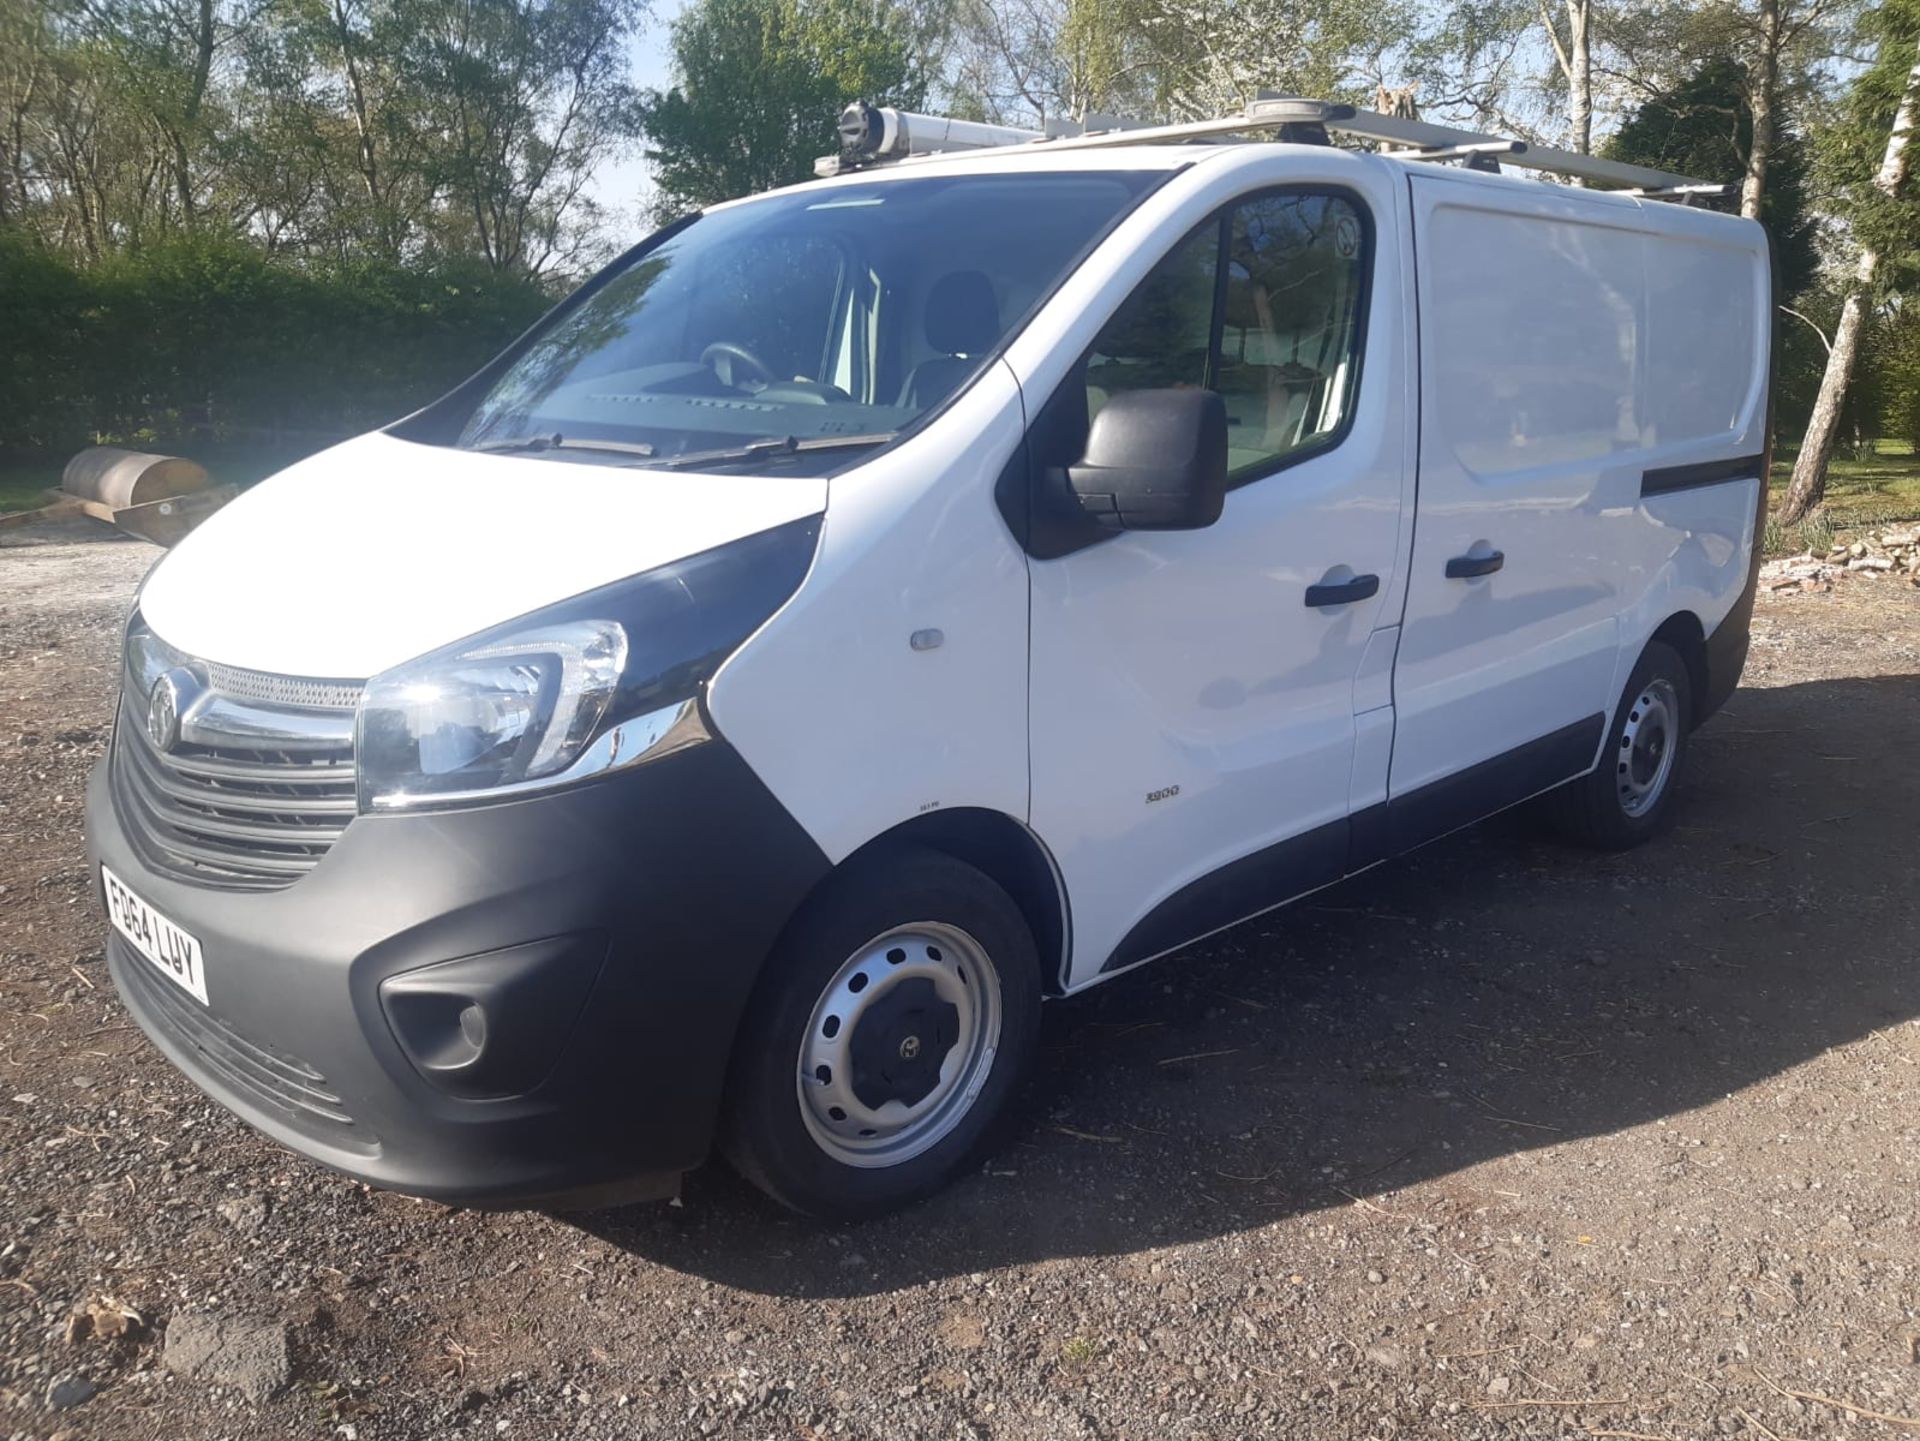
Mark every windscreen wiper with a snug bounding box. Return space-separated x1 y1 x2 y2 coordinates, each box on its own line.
467 433 659 458
653 432 899 472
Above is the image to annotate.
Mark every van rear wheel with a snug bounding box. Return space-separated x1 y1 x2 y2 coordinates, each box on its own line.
1542 640 1692 850
722 848 1042 1219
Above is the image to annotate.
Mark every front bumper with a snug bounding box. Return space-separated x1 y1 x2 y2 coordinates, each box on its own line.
86 731 829 1208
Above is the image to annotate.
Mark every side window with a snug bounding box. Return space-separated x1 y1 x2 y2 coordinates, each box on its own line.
1217 193 1367 476
1065 189 1370 485
1085 223 1218 414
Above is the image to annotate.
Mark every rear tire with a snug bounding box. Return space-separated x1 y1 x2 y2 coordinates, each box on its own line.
1542 640 1692 850
721 847 1042 1219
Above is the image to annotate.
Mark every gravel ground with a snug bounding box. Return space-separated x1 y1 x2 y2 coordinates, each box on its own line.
3 523 1919 1441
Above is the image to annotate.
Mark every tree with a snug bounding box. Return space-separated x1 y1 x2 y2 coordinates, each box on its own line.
1142 0 1416 119
950 0 1164 124
1877 302 1920 451
1605 55 1819 294
1541 0 1595 153
401 0 649 272
1601 0 1859 221
1779 0 1920 523
3 0 644 271
638 0 931 216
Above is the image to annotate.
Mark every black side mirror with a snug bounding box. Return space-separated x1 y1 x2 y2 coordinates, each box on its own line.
1062 388 1228 531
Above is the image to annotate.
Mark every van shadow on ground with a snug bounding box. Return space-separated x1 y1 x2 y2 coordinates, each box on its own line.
572 672 1920 1298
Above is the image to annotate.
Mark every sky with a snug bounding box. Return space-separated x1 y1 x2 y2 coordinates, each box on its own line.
589 0 690 241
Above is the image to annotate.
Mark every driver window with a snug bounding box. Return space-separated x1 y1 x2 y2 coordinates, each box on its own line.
1218 194 1367 473
1085 223 1218 419
1068 190 1369 484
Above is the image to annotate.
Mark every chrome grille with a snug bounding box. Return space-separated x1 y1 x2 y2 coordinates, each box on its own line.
201 661 363 712
111 641 362 890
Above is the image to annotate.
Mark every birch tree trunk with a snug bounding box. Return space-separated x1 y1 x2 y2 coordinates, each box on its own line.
1740 0 1780 222
1778 32 1920 525
1540 0 1594 157
1568 0 1591 156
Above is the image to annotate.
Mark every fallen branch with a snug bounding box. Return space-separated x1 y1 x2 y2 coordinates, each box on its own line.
1050 1125 1123 1145
1155 1048 1239 1067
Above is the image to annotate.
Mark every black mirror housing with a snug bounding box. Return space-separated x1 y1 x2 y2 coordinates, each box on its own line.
1064 388 1228 531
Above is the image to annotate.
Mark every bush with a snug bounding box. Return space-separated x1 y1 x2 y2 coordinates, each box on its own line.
0 233 555 457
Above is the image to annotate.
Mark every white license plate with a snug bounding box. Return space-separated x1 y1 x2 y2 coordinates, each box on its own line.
102 865 208 1005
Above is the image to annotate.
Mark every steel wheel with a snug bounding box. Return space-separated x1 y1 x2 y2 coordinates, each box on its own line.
1616 676 1680 818
796 921 1003 1169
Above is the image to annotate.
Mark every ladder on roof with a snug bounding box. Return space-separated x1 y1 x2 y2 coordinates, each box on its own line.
818 96 1732 202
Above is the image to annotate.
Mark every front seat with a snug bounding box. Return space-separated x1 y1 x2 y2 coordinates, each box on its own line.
899 271 998 409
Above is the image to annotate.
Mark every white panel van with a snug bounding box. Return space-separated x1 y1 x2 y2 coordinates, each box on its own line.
87 104 1773 1218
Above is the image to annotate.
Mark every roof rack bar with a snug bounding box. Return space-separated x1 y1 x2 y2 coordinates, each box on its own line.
969 99 1360 157
819 96 1716 194
1616 182 1738 202
1406 139 1525 167
1318 105 1701 190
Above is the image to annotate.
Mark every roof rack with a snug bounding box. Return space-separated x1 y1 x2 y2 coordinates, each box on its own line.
818 96 1733 201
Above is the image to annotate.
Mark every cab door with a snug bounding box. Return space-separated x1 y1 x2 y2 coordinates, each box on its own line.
1022 165 1413 989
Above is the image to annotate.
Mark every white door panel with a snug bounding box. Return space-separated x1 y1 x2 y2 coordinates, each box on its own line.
1021 158 1413 989
1392 175 1646 797
1029 457 1393 979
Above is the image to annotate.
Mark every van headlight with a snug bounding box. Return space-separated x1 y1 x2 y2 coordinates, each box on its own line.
355 517 819 812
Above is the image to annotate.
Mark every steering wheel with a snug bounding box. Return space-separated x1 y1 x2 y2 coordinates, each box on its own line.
699 340 778 392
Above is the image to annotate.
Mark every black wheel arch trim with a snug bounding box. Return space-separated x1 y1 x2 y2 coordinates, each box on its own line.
831 807 1073 996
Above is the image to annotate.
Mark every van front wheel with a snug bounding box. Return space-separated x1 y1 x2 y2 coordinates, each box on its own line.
1543 640 1692 850
722 848 1042 1219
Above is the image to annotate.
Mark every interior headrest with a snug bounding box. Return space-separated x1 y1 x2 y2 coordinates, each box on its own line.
924 271 999 357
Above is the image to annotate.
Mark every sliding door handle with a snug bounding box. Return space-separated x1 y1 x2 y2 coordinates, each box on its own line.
1304 573 1381 608
1445 550 1505 579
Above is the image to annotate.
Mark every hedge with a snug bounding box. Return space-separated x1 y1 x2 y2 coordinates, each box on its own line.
0 231 555 456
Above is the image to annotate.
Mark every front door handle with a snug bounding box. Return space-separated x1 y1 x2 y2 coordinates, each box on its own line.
1445 550 1505 579
1304 573 1381 608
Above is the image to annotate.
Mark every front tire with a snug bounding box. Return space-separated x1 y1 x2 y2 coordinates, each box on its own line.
1542 639 1693 850
722 848 1042 1219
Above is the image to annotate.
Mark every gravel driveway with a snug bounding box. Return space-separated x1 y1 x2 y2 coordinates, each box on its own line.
3 523 1918 1441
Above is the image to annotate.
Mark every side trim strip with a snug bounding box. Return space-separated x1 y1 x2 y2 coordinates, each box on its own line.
1641 453 1766 497
1097 712 1605 975
1366 712 1604 865
1101 816 1349 974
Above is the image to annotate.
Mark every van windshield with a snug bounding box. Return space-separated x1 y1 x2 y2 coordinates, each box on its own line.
456 171 1158 473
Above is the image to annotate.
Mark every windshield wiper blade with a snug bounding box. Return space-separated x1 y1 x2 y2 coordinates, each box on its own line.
468 433 659 458
654 432 899 472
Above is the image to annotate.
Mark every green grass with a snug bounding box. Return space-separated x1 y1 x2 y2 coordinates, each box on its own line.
1769 439 1920 555
0 440 327 515
0 457 66 514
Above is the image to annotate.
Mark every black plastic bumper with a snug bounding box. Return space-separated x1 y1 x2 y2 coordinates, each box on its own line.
86 733 829 1208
